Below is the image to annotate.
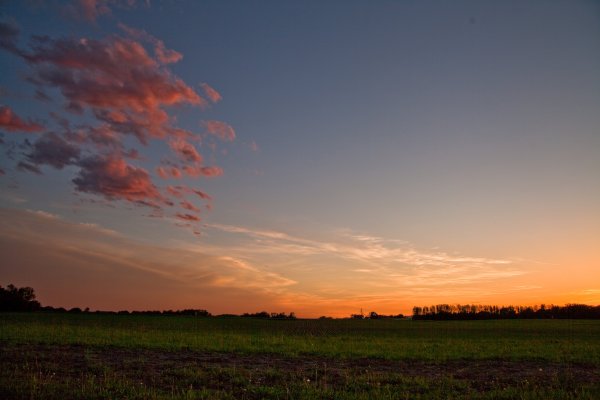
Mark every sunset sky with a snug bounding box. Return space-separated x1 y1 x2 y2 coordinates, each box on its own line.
1 0 599 317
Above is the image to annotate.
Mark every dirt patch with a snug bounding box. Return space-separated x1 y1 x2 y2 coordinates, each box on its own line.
1 343 598 392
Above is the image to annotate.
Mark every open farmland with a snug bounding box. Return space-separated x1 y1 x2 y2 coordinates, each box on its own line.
1 313 599 399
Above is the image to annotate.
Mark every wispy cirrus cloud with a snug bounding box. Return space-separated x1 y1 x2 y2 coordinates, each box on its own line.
27 209 60 219
207 223 512 268
568 288 600 304
581 289 600 295
0 208 295 311
202 222 529 313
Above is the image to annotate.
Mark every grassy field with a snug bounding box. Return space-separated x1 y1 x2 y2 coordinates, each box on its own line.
1 313 599 399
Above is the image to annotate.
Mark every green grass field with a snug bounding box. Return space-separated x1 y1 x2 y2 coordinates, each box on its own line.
1 313 599 399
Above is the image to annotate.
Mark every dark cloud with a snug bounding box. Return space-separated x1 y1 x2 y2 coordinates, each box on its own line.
17 161 42 174
26 132 80 169
73 155 164 206
176 213 201 222
0 20 24 57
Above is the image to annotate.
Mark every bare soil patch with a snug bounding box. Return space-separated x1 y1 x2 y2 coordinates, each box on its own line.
2 343 598 393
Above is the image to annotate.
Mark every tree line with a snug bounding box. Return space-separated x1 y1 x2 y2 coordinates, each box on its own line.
412 303 600 320
350 311 405 319
0 284 295 318
3 284 599 319
0 284 41 312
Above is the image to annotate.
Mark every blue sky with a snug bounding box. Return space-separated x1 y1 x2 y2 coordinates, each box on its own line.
1 1 599 316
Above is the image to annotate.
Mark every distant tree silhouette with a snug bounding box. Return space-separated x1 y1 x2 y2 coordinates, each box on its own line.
412 303 600 320
358 311 404 319
0 284 41 311
241 311 296 319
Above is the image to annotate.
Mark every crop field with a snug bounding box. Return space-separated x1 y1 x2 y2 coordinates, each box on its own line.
1 313 599 399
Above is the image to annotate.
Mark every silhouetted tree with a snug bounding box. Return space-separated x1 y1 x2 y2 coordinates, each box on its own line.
412 303 600 320
0 284 41 312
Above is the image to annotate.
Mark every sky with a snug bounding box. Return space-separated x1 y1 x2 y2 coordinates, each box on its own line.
0 0 599 317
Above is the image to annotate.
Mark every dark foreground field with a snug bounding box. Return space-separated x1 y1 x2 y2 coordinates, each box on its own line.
1 314 599 399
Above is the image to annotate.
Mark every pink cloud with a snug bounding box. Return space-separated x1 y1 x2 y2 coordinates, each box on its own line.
98 109 128 124
155 43 182 64
94 108 169 145
2 24 236 234
200 166 224 177
169 138 203 163
39 41 195 108
176 213 201 222
200 83 222 103
85 125 121 149
156 166 169 179
192 189 212 201
166 185 213 202
180 200 201 213
24 34 203 143
157 166 182 179
166 185 184 198
183 165 223 178
122 148 141 160
169 166 183 178
118 23 183 65
73 155 164 206
201 120 236 142
0 106 44 132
